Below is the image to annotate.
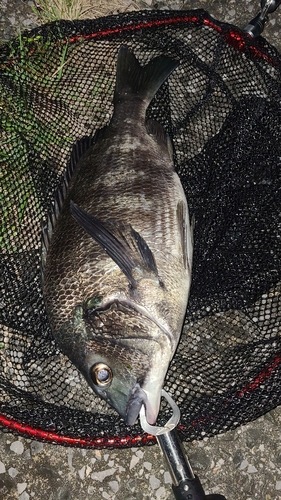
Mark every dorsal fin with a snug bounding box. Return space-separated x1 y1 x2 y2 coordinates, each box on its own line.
70 201 159 289
41 135 95 271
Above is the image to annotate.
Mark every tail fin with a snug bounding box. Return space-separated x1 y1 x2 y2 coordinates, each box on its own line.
114 45 179 106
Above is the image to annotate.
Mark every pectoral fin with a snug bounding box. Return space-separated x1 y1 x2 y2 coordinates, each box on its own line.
70 201 158 288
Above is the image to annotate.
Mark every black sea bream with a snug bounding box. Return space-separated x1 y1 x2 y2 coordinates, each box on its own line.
43 46 193 425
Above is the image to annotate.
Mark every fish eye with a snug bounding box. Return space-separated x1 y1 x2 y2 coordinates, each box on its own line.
90 363 113 387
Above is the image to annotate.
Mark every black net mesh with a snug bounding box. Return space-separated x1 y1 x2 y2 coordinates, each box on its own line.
1 9 281 448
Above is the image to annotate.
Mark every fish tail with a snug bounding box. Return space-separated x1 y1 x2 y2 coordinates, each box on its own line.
114 45 179 107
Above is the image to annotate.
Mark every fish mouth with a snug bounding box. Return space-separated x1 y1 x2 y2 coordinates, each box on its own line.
87 298 173 426
125 384 161 426
125 384 147 425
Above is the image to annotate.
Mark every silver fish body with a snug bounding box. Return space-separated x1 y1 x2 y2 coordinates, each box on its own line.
43 46 193 425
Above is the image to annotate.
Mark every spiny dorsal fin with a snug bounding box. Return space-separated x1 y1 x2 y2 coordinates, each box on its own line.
41 135 95 271
70 201 159 288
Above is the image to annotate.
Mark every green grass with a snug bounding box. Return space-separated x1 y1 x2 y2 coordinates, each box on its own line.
0 26 116 252
31 0 94 22
0 33 75 251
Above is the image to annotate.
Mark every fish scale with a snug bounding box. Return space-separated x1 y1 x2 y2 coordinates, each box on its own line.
43 45 193 426
74 176 179 254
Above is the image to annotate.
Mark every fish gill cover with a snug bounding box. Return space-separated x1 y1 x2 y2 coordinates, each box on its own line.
0 9 281 448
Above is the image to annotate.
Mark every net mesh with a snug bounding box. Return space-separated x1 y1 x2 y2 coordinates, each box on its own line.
1 9 281 448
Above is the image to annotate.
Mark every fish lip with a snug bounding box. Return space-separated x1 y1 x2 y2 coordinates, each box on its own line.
125 385 160 426
125 384 147 426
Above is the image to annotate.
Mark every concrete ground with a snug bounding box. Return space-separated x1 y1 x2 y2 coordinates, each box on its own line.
1 1 281 499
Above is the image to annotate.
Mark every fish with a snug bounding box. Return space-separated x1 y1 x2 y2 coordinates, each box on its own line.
42 45 193 426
